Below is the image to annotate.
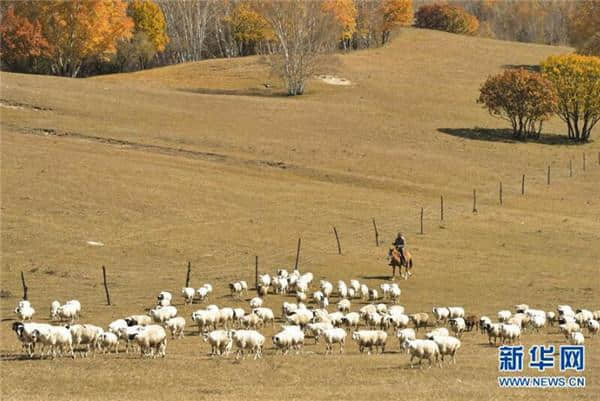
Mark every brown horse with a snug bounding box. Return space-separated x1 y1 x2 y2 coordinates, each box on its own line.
388 247 413 280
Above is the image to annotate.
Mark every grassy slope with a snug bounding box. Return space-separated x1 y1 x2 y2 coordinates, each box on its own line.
1 29 599 400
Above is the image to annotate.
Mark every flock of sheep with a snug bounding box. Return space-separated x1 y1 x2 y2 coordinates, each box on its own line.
11 267 600 368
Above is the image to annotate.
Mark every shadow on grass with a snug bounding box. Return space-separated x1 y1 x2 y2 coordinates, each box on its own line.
178 87 288 98
360 275 392 281
0 353 37 362
438 128 586 146
502 64 541 73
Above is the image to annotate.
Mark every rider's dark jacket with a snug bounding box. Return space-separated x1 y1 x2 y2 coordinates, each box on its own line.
393 236 405 249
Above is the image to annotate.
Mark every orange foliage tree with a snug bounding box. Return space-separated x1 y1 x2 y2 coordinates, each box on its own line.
322 0 357 49
380 0 413 44
415 3 479 36
127 0 168 53
227 1 273 56
477 69 557 141
35 0 133 77
568 0 600 56
0 6 50 71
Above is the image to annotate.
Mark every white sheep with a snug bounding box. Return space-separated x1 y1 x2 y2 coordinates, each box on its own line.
368 289 379 301
272 327 304 355
231 330 265 360
165 317 186 339
233 308 246 326
559 322 581 339
218 307 234 328
320 280 333 298
403 339 440 368
529 314 546 332
587 319 599 337
98 332 119 354
240 313 263 329
124 315 153 326
50 300 61 321
432 307 450 323
157 291 172 307
341 312 360 329
352 330 387 354
383 313 410 331
196 286 210 303
249 297 263 309
181 287 196 304
483 322 502 345
296 291 307 303
396 328 416 350
425 327 449 339
229 282 243 298
12 322 52 357
546 311 557 326
449 318 466 338
56 303 78 323
569 331 585 345
337 281 348 299
149 306 177 323
203 330 232 356
252 307 274 326
500 324 521 344
15 302 35 321
432 335 461 365
68 324 103 357
192 309 219 333
65 300 81 318
117 325 144 353
285 310 312 328
360 284 369 300
575 309 594 326
306 322 334 343
130 325 167 358
323 328 347 354
388 284 401 304
479 316 491 333
497 310 511 323
409 313 429 332
349 279 360 293
448 307 465 319
31 325 74 359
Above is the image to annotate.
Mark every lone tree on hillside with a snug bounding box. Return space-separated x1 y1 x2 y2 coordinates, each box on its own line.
257 0 342 96
541 54 600 142
477 69 556 141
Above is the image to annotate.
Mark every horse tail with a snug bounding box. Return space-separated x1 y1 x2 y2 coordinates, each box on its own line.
409 259 413 268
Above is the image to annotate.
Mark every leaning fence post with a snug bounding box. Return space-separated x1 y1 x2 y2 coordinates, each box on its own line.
185 261 191 288
569 159 573 177
21 271 28 301
472 189 478 213
420 208 424 235
102 266 111 306
547 165 551 185
499 181 503 205
294 238 301 270
521 175 525 196
372 218 379 247
440 196 444 221
583 153 586 171
333 226 342 255
255 256 258 291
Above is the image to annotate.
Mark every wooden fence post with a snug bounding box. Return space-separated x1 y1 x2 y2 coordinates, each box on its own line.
21 271 28 301
102 266 111 306
333 227 342 255
372 218 379 247
185 261 191 288
255 256 258 291
440 196 444 221
472 189 478 213
294 238 301 270
499 181 503 205
547 165 551 185
569 159 573 177
521 175 525 195
598 151 599 166
420 208 424 235
583 153 586 171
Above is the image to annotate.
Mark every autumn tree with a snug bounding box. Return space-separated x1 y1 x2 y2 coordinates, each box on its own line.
128 0 168 52
0 5 50 72
227 1 273 56
380 0 412 44
477 69 556 141
415 3 479 36
568 0 600 56
541 54 600 142
322 0 357 49
257 0 341 96
159 0 211 63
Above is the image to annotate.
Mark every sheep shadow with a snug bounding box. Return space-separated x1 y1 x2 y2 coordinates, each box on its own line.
178 87 288 98
438 128 585 146
360 275 392 281
0 353 40 362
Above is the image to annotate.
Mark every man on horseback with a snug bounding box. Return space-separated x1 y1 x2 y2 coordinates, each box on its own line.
391 232 406 265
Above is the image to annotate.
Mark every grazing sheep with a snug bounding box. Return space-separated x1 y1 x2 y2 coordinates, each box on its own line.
388 284 401 304
231 330 265 360
388 305 406 316
296 291 307 303
341 312 360 329
129 325 167 358
327 312 344 327
68 324 103 357
108 319 128 336
239 281 248 293
382 313 410 331
366 312 383 329
56 303 78 323
149 306 177 323
318 297 329 310
249 297 263 309
157 292 172 307
285 309 313 328
337 281 348 299
117 325 144 353
229 282 243 298
347 287 356 299
432 335 461 365
218 307 235 328
323 328 347 354
124 315 153 327
575 310 594 326
257 285 269 297
181 287 195 304
320 280 333 298
31 325 75 359
352 330 387 354
432 307 450 323
448 307 465 319
409 313 429 332
240 313 263 329
368 289 379 301
252 307 275 326
500 324 521 345
403 339 440 369
65 300 81 318
232 308 245 327
497 310 511 323
559 322 581 339
569 331 585 345
449 318 466 338
483 322 502 346
12 322 52 357
349 280 360 293
196 286 209 303
359 304 377 318
558 305 575 317
396 328 416 350
546 311 557 326
258 274 271 288
587 319 599 337
203 330 232 356
306 322 334 343
50 300 61 321
425 327 449 339
514 304 529 313
192 309 219 333
360 284 369 300
165 317 186 339
98 332 119 354
509 313 530 331
593 310 600 321
272 327 304 355
529 314 546 332
15 302 35 321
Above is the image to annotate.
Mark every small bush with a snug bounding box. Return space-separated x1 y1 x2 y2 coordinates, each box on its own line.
415 4 479 35
477 69 556 141
0 289 13 298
